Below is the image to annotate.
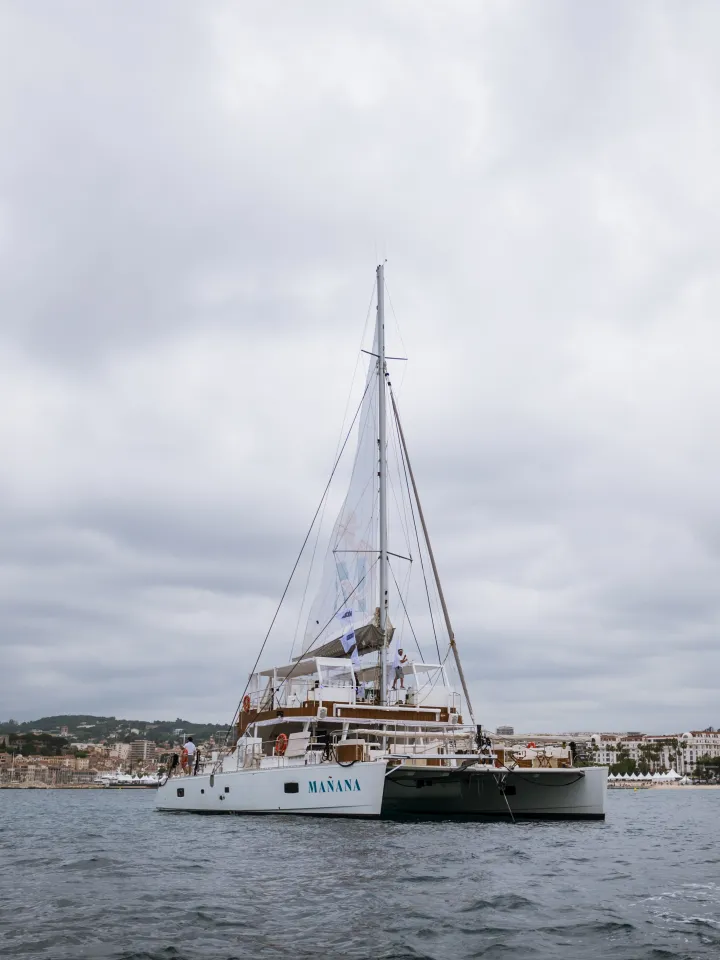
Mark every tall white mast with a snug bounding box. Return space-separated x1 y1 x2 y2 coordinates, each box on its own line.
377 263 389 704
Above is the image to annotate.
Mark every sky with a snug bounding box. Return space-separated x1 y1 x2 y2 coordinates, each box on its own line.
2 1 720 733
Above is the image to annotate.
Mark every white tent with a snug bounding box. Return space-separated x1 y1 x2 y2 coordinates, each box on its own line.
629 773 638 780
607 773 615 780
667 769 682 780
679 776 691 785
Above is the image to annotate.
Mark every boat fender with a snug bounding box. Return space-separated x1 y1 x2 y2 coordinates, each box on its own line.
275 733 288 757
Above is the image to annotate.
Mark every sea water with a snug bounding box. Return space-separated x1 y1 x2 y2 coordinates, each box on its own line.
1 787 718 959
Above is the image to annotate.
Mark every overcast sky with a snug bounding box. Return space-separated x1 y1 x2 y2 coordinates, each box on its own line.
2 2 720 733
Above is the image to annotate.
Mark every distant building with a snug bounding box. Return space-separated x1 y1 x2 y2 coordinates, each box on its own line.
593 730 720 775
496 726 514 736
129 740 155 766
60 726 69 736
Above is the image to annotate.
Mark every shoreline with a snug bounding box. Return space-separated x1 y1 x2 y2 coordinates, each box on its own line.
609 783 720 791
0 783 158 790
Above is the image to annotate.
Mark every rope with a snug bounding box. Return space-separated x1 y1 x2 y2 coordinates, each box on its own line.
391 396 442 661
220 376 372 753
290 280 375 659
388 558 424 662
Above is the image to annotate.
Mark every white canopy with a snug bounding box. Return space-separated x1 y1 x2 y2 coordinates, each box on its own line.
667 769 682 780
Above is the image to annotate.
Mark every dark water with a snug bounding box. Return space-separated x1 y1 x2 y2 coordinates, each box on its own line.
1 788 719 960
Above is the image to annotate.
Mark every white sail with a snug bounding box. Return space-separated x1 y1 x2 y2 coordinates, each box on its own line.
302 347 381 657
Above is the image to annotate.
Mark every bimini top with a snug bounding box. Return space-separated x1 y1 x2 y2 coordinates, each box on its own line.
257 657 354 680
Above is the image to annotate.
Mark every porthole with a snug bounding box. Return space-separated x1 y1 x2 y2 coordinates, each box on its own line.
224 786 230 794
284 782 299 794
176 788 184 797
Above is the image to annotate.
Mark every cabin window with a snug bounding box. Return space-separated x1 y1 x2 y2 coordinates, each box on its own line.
176 788 184 797
210 774 215 787
224 786 230 794
284 782 299 794
200 789 204 794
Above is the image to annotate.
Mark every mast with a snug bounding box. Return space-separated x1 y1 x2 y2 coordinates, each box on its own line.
377 263 389 704
390 388 476 724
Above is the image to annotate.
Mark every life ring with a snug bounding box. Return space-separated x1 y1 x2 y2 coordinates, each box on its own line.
181 748 189 770
242 695 251 713
275 733 288 756
527 742 536 749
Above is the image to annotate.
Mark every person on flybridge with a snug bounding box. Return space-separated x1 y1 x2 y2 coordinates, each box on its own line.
182 736 196 775
392 647 409 691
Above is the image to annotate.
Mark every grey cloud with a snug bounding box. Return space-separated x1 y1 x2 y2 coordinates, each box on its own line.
2 2 720 730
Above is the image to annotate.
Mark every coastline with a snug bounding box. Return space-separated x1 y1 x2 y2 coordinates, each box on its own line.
0 783 158 790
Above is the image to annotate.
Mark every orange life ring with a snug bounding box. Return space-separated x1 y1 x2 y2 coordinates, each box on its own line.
527 742 536 749
181 748 189 770
275 733 288 756
242 695 251 713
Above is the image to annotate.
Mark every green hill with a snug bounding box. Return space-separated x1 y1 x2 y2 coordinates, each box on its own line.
0 714 229 746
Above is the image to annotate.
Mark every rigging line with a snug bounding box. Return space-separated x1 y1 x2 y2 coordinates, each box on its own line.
392 411 413 558
272 558 380 703
335 279 378 455
391 391 442 662
221 376 373 749
395 562 411 652
387 467 413 562
290 282 376 658
384 279 409 396
388 558 424 662
308 556 379 648
388 417 413 560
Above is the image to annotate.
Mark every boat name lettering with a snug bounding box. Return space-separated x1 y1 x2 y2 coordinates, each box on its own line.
308 778 361 794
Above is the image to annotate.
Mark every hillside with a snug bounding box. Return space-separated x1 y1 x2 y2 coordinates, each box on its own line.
0 714 229 745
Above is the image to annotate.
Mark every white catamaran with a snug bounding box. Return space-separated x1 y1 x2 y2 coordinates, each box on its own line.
156 265 607 820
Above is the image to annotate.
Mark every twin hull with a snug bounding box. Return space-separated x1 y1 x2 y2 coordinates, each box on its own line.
156 762 607 820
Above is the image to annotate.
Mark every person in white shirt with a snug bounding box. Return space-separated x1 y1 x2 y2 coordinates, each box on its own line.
183 737 196 776
392 649 409 691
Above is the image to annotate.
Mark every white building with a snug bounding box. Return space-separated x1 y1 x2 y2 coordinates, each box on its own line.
590 730 720 775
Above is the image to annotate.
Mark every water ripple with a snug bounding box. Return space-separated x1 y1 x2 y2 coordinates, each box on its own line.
1 788 720 958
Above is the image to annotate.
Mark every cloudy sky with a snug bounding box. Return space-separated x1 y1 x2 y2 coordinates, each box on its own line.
2 2 720 732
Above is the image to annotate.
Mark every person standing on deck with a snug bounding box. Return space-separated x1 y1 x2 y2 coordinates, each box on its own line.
183 737 196 775
392 648 408 691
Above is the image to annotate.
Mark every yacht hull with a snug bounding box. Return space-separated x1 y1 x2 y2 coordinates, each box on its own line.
382 764 607 820
157 762 606 820
156 761 387 817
